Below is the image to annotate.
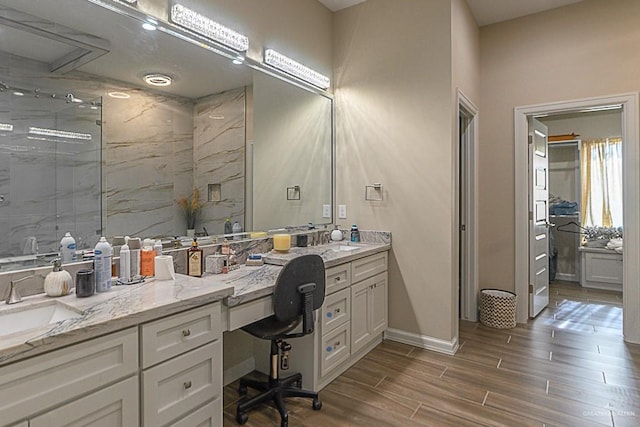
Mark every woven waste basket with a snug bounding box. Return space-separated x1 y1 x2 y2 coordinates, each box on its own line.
479 289 517 329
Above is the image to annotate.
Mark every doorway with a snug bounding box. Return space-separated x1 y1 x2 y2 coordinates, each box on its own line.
514 93 640 343
457 90 478 322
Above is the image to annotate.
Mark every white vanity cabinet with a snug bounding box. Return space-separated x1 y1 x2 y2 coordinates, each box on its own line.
0 328 139 427
140 302 223 427
294 250 388 391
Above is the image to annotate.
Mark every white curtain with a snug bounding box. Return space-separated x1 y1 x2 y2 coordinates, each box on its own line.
580 137 623 227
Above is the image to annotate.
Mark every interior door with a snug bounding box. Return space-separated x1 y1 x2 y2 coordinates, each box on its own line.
529 117 550 317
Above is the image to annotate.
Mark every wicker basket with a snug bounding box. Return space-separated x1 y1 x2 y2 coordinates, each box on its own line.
479 289 517 329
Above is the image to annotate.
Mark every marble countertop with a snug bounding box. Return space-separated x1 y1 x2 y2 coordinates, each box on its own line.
0 241 389 366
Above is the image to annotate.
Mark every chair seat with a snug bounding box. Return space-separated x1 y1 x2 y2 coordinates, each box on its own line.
242 315 301 340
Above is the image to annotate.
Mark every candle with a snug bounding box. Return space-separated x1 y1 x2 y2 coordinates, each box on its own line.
273 234 291 252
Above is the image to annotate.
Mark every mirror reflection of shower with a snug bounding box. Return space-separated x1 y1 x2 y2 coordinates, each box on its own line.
0 79 102 265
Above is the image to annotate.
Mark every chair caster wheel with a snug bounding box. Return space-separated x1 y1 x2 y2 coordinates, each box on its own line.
236 411 248 425
312 398 322 410
238 384 247 395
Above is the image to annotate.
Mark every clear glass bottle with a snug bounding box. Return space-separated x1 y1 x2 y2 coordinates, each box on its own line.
187 238 203 277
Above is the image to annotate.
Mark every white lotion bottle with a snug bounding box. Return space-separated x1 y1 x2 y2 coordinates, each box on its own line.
59 232 77 263
119 236 131 283
94 237 112 292
154 239 163 257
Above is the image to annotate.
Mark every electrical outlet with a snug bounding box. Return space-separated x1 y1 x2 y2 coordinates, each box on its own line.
322 204 331 218
338 205 347 219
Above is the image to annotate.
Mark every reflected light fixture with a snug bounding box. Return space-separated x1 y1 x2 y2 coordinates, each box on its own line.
108 91 130 99
264 49 330 89
143 73 172 87
0 123 13 132
142 22 156 31
170 3 249 52
232 55 245 65
28 127 92 141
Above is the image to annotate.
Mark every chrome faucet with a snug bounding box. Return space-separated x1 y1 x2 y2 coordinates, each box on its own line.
6 275 34 305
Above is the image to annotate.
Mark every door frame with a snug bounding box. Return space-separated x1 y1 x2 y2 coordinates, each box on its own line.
514 93 640 343
456 89 479 322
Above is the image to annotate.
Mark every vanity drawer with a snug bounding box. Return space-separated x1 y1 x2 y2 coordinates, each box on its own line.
320 321 351 378
351 252 388 284
142 340 222 427
141 302 221 368
0 328 138 426
169 397 221 427
227 296 273 331
326 263 351 295
321 288 350 334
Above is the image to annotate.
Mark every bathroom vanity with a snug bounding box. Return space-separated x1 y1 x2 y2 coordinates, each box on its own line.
0 240 390 426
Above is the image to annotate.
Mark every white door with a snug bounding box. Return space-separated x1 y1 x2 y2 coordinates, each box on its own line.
529 117 550 317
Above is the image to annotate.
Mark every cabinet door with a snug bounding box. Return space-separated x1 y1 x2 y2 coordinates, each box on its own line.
30 376 139 427
350 279 371 355
370 272 388 337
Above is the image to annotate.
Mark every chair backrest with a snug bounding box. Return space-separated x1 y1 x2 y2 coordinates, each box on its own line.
273 254 325 332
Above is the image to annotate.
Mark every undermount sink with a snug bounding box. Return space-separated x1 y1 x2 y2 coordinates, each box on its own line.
0 300 83 337
333 245 361 252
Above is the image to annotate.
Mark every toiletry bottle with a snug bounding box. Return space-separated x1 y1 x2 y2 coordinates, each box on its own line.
224 218 233 234
59 232 77 263
187 238 203 277
350 224 360 243
128 237 141 277
44 258 73 297
154 239 163 257
94 237 112 292
331 225 343 241
221 238 230 273
140 238 155 276
232 221 242 239
119 237 131 283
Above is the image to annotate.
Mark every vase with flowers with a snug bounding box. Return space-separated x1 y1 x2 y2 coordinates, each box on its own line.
178 188 203 236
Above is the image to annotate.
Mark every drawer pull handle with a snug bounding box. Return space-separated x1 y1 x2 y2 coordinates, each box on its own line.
336 277 341 281
335 308 340 313
184 380 192 389
334 341 340 346
182 329 191 337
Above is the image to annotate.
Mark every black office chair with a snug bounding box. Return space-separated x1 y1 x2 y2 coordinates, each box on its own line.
236 254 325 427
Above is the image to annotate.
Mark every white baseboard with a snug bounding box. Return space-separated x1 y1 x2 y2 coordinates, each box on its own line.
223 357 255 386
384 328 458 355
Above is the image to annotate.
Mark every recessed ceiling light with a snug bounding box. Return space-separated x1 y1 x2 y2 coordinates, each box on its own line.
143 73 172 87
108 91 131 99
13 91 24 96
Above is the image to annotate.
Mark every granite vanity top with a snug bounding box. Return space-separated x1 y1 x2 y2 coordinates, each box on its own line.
0 241 389 366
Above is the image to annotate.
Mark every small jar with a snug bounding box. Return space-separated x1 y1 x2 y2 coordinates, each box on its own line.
76 269 95 298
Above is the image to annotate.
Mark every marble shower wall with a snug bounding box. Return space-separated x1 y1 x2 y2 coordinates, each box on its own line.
193 88 246 236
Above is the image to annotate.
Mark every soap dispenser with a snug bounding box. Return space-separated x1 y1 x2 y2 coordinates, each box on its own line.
44 258 74 297
330 225 343 241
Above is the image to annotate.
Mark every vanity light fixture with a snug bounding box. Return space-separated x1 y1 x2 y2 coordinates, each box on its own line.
170 3 249 52
0 123 13 132
143 73 172 87
28 127 92 141
12 91 24 97
264 49 330 89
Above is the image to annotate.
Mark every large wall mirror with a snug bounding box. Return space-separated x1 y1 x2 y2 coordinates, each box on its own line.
0 0 333 271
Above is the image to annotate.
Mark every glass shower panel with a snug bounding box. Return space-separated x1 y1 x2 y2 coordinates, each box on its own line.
0 82 102 261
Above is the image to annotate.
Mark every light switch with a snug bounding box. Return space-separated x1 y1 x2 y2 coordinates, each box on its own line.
338 205 347 219
322 204 331 218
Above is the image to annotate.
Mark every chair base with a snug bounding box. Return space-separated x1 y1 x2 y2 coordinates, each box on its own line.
236 372 321 427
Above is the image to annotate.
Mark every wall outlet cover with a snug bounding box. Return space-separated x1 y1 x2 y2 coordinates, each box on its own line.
322 204 331 218
338 205 347 219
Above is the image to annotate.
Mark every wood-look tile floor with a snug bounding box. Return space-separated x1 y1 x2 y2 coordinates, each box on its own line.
223 282 640 426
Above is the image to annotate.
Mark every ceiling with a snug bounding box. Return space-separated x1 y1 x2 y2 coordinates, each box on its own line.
318 0 584 26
